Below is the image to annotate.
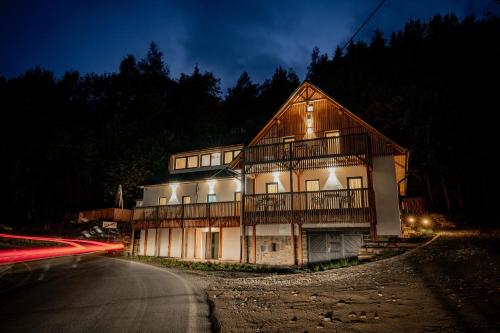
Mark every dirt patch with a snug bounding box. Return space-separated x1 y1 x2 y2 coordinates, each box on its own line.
206 230 500 333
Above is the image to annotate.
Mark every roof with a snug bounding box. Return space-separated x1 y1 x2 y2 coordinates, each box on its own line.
142 168 239 186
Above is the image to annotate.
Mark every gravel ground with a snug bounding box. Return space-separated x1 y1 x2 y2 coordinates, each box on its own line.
204 230 500 333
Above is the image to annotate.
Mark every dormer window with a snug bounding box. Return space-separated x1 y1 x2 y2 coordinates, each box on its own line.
175 157 187 170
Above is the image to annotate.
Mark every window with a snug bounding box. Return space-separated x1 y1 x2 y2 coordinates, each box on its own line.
201 154 211 167
207 194 216 203
224 150 242 164
159 197 167 205
182 196 191 204
187 155 199 168
306 180 320 192
283 136 295 143
266 182 278 194
175 157 187 170
224 151 234 164
347 177 363 189
234 192 241 202
211 152 221 166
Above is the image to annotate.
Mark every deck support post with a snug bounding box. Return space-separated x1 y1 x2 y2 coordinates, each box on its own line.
181 203 185 258
155 227 160 256
219 226 223 259
168 227 172 257
288 141 296 266
365 135 378 241
252 224 257 265
240 156 246 263
144 228 148 256
129 226 135 256
298 223 303 267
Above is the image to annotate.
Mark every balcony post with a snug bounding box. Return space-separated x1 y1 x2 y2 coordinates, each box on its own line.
240 154 246 263
181 203 185 258
365 134 378 240
289 141 296 266
206 202 211 259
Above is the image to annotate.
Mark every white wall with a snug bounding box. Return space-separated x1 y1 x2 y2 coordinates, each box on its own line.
221 227 240 260
158 228 170 257
373 156 401 236
145 228 157 256
139 229 146 255
142 177 241 206
170 228 183 257
253 166 367 194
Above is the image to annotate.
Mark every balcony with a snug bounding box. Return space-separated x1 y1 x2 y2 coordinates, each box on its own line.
244 189 372 225
79 208 133 223
133 201 241 228
243 133 371 174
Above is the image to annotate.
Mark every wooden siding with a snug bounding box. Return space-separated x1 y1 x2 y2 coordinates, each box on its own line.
253 98 395 157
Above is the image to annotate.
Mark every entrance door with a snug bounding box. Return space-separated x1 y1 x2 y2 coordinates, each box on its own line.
205 232 219 259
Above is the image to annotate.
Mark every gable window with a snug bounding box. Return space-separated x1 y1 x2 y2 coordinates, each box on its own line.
175 157 187 170
207 194 216 203
187 155 199 168
201 154 211 167
159 197 168 205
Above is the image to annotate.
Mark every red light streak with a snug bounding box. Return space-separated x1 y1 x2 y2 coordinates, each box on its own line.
0 233 124 265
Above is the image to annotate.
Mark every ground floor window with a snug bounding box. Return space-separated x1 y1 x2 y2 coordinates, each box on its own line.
207 194 216 203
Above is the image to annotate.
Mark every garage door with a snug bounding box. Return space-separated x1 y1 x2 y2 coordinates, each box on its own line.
308 232 364 263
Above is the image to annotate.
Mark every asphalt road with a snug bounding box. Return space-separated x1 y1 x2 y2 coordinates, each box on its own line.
0 255 210 333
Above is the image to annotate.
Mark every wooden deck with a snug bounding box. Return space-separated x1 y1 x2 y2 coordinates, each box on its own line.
244 189 372 225
243 133 371 174
79 208 133 223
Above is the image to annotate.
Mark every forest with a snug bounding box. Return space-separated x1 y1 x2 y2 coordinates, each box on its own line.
1 13 498 228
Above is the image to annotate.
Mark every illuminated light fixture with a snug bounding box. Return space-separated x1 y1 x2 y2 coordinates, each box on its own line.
421 218 431 226
307 103 314 112
169 183 179 203
325 167 341 190
407 216 416 223
208 179 216 194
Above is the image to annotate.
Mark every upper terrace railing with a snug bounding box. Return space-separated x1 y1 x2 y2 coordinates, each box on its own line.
79 208 133 223
243 133 371 174
244 188 371 225
133 201 241 228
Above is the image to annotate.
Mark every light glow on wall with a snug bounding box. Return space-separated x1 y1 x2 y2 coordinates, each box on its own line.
324 167 342 190
208 179 216 194
234 178 241 192
169 183 179 203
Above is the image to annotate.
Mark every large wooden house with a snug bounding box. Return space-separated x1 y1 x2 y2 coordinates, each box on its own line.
132 81 408 265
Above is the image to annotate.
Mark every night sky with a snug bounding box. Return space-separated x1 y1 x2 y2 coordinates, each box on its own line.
1 0 497 91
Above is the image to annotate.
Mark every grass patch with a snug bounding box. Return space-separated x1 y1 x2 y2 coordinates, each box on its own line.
304 257 359 272
125 255 362 273
127 255 293 273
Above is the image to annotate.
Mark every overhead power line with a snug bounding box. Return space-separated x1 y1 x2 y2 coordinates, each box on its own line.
341 0 387 52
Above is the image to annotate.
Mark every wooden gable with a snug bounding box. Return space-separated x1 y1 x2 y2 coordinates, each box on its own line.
248 81 406 157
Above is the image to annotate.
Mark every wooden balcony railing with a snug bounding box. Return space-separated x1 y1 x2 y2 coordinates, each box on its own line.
133 201 241 226
243 133 371 174
244 189 372 225
79 208 133 223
